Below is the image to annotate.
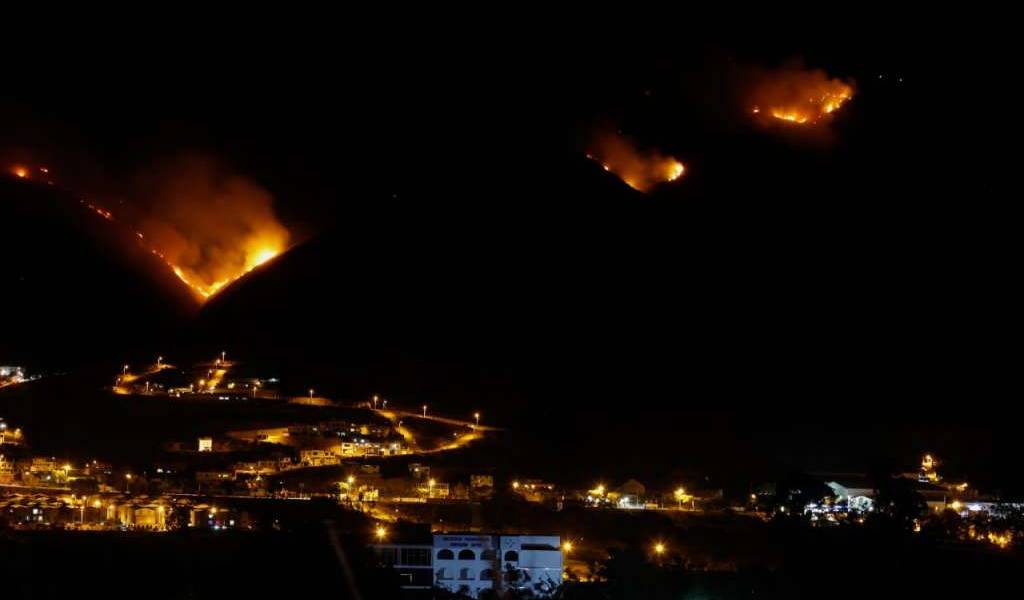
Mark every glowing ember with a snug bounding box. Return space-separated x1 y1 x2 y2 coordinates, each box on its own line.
750 66 854 126
587 133 685 192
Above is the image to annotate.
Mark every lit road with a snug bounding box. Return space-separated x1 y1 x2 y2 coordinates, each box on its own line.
113 362 175 394
372 408 493 454
372 408 500 433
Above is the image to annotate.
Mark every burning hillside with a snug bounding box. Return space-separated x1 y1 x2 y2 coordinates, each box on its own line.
750 65 854 126
586 132 685 192
6 159 289 302
135 158 290 299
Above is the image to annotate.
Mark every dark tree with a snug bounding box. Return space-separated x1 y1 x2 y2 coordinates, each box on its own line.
871 476 926 529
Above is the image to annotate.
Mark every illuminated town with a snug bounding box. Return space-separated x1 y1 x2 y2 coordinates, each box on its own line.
2 352 1022 597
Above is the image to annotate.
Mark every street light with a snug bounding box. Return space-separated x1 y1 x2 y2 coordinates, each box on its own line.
562 541 573 554
375 525 387 541
474 412 480 427
123 364 129 375
654 542 665 555
422 405 427 418
373 394 378 409
309 388 315 400
157 356 163 367
428 478 436 497
124 473 132 493
221 351 226 363
674 487 686 510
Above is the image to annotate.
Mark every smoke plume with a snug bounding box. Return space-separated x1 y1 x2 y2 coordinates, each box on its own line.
135 157 290 299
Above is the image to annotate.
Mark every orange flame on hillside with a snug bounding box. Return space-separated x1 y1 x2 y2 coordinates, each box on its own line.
750 66 854 126
135 157 290 301
587 133 685 192
8 160 287 301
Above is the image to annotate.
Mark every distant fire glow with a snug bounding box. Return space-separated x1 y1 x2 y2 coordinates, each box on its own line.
11 165 29 178
587 133 685 192
750 66 854 126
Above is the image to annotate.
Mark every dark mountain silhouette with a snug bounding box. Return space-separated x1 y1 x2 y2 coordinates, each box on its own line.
0 175 198 368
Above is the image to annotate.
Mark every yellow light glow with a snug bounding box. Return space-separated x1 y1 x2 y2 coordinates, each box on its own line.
375 525 387 541
563 541 573 553
250 248 278 268
654 542 665 555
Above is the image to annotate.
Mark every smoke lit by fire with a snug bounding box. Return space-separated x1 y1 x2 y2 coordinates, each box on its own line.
586 132 685 192
136 158 290 300
8 159 289 302
750 66 854 126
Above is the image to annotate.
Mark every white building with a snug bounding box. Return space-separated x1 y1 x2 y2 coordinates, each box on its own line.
432 534 562 598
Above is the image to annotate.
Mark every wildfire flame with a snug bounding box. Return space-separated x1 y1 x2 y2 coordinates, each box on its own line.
587 132 685 192
9 160 287 302
135 157 290 301
750 66 854 126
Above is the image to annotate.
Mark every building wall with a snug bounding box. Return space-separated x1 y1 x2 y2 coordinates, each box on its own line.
434 534 499 597
375 534 562 598
374 543 433 589
501 535 563 596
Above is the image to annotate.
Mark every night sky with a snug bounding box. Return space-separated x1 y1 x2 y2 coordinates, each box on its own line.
2 31 1020 492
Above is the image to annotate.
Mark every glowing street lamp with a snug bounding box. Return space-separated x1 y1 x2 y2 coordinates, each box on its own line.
422 405 428 418
428 478 436 497
653 542 665 555
562 541 573 554
474 412 480 427
124 473 132 493
221 351 226 363
157 356 163 367
309 388 315 400
674 487 687 510
123 364 129 375
373 394 378 409
375 525 388 541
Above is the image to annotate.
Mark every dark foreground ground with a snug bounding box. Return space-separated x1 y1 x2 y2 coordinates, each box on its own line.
0 527 397 600
3 519 1021 600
